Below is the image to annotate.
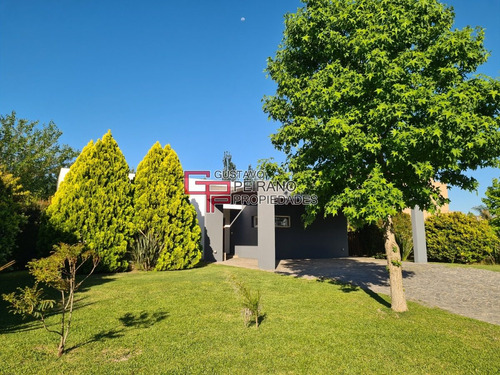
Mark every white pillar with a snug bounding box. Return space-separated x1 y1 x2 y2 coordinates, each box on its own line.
411 206 427 263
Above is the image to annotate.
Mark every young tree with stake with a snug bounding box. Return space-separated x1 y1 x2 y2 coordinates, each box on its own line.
3 243 99 357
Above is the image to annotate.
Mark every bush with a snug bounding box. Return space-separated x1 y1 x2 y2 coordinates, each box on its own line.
425 212 500 264
131 230 163 271
0 167 27 265
15 199 49 269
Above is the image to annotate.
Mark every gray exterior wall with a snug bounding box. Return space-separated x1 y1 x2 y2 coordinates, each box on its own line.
202 196 348 267
231 205 257 257
230 203 348 261
274 205 348 259
203 205 224 262
257 191 276 270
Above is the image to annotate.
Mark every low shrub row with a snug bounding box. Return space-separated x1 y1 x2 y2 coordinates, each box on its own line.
349 211 499 265
425 212 499 264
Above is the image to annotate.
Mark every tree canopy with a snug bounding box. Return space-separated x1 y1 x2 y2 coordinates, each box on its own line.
482 178 500 235
42 131 133 271
263 0 500 225
134 143 202 270
0 112 78 199
0 166 27 264
263 0 500 311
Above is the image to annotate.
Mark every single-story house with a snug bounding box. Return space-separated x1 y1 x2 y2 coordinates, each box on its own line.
57 169 429 270
188 180 349 270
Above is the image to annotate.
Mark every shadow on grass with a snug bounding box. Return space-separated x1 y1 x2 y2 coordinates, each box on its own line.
277 258 413 309
0 272 117 334
316 276 391 307
317 276 360 292
0 296 95 334
66 328 125 353
363 288 391 308
244 312 267 328
119 310 169 328
66 309 168 353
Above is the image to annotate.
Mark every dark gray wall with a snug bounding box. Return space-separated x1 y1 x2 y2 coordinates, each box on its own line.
230 203 348 261
274 205 348 259
203 205 224 262
231 205 257 252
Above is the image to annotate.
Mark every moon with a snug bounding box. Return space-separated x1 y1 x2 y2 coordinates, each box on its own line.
241 17 246 22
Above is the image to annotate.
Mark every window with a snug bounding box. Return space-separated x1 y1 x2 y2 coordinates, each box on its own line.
275 216 291 228
252 215 291 228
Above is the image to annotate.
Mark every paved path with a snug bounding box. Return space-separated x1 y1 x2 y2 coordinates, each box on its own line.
275 258 500 325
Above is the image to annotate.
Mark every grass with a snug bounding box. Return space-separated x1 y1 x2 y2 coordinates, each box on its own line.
431 262 500 272
1 264 499 374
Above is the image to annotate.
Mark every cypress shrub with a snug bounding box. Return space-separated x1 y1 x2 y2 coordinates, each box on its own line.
133 143 201 270
425 212 499 264
42 131 133 271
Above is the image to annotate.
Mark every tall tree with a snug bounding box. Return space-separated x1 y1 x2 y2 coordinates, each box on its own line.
42 131 133 271
223 151 237 181
0 112 78 199
134 143 202 270
263 0 500 311
482 178 500 235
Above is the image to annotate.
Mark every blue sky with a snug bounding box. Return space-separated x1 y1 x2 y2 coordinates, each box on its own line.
0 0 498 213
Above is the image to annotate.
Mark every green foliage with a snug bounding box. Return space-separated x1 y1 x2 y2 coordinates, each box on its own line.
42 131 133 271
14 199 50 269
425 212 500 264
2 283 55 320
28 243 98 290
392 213 413 261
0 111 79 199
0 167 27 265
263 0 500 226
133 143 202 271
228 273 263 328
256 157 291 183
131 230 163 271
2 242 99 357
482 178 500 235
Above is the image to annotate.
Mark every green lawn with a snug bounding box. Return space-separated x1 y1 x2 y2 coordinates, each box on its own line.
437 263 500 272
1 265 499 374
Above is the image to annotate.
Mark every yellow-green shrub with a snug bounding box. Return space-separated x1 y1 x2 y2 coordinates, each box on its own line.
42 131 133 271
133 143 201 270
425 212 499 264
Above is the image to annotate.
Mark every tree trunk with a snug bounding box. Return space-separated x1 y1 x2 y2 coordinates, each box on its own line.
383 217 408 312
57 337 64 357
